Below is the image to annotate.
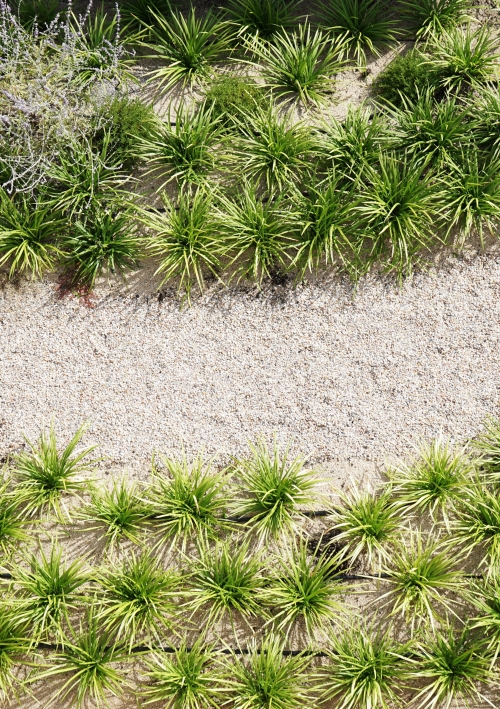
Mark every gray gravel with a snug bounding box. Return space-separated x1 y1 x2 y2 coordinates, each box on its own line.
1 253 499 468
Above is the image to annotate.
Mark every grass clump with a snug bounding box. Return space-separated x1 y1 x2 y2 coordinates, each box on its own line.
142 637 225 709
9 544 89 642
80 476 150 548
470 576 500 664
187 539 265 630
141 190 223 302
381 533 464 633
232 439 318 542
328 486 401 569
401 0 471 41
224 0 300 42
252 22 344 106
147 451 230 549
373 49 440 108
317 622 411 709
16 0 61 30
317 0 398 68
203 76 265 126
96 550 181 649
13 422 97 520
0 478 31 558
0 612 31 702
224 634 312 709
387 438 474 527
474 417 500 477
409 627 495 709
264 539 350 638
453 483 500 577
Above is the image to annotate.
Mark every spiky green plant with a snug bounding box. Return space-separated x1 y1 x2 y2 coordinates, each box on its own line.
317 0 398 68
223 634 312 709
387 437 474 528
120 0 174 33
14 422 97 520
319 105 392 178
7 544 89 641
145 6 230 93
96 550 181 649
141 102 224 190
425 25 500 94
409 627 495 709
141 636 225 709
470 576 500 665
233 106 317 192
0 189 65 279
380 532 465 633
317 621 411 709
0 478 31 558
291 171 362 280
225 0 300 42
441 147 500 246
0 612 31 702
60 206 142 289
33 609 129 709
389 91 471 169
264 539 350 638
186 539 265 630
401 0 471 41
470 87 500 156
474 417 500 477
80 476 151 548
214 182 297 286
354 152 439 278
147 452 230 550
452 483 500 577
232 439 319 542
328 486 401 569
17 0 61 30
251 23 345 106
141 190 223 302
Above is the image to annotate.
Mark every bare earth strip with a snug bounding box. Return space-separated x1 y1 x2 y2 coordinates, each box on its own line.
0 253 499 471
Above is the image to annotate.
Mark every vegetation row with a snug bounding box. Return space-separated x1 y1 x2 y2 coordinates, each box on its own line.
2 419 500 706
2 1 500 301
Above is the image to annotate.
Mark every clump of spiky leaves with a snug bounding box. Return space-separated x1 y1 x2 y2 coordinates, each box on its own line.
317 0 398 68
409 626 495 709
60 205 142 289
251 22 345 106
141 636 225 709
142 102 224 190
223 634 312 709
14 422 97 520
234 106 317 192
0 189 65 279
354 152 439 279
0 612 31 702
474 416 500 477
401 0 471 41
381 532 464 634
470 87 500 156
319 105 392 179
328 486 401 569
317 621 411 709
387 437 474 528
264 539 350 639
225 0 300 42
214 182 297 286
0 477 31 558
119 0 174 33
16 0 61 30
291 171 362 281
96 550 181 649
141 189 223 302
80 476 151 548
232 438 319 542
33 609 129 709
187 539 265 631
7 544 89 642
147 452 230 550
389 91 471 169
425 25 500 95
452 482 500 578
441 147 500 246
145 5 230 94
470 575 500 665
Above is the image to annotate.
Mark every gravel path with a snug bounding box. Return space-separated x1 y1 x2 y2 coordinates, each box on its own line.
1 253 499 468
